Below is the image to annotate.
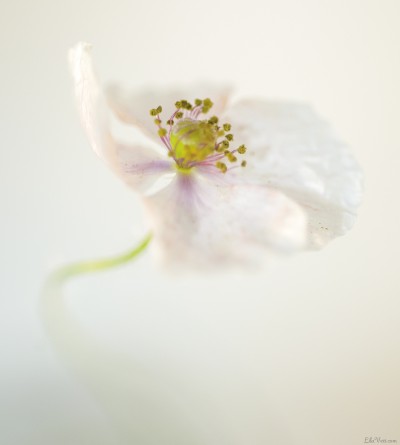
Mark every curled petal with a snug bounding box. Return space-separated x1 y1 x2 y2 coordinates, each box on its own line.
143 173 307 268
225 100 363 247
106 83 232 140
69 42 172 192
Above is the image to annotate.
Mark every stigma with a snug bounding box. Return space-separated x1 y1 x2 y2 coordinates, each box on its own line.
149 98 247 173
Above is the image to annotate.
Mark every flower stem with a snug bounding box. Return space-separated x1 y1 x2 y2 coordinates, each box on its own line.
51 233 153 282
40 232 153 436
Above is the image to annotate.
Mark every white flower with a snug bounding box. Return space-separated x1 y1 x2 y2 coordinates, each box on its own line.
69 42 362 268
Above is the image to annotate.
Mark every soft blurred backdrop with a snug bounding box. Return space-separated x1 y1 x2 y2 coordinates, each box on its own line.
1 0 399 444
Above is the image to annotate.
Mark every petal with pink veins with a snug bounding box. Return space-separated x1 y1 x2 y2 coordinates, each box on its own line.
106 83 232 141
224 100 363 248
69 42 173 193
143 172 307 268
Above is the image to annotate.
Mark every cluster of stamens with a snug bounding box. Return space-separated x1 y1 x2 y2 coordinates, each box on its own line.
149 98 247 173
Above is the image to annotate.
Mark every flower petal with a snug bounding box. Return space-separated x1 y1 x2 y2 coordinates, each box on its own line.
69 42 172 192
106 83 232 140
143 172 307 268
224 100 363 248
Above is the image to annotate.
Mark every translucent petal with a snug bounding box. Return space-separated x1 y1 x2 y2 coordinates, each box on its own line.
69 42 172 192
224 100 363 248
143 172 307 268
106 83 232 141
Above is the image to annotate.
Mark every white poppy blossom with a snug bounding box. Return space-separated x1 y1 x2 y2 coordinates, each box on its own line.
69 42 362 267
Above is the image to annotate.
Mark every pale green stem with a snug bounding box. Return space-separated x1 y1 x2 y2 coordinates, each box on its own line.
41 232 196 442
51 232 153 282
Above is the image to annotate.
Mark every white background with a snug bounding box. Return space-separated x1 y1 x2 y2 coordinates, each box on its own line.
1 1 399 444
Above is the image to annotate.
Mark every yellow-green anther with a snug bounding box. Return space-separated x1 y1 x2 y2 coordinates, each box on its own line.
150 108 158 116
216 161 227 173
154 118 161 125
203 98 213 108
156 105 162 113
175 101 182 108
167 119 174 125
225 133 233 141
176 111 183 119
241 160 247 167
237 144 247 154
221 140 229 149
158 128 167 137
223 123 231 131
195 99 202 106
208 116 219 124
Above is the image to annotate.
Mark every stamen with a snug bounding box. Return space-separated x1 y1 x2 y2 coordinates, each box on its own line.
226 153 237 163
220 140 229 149
149 97 247 172
216 161 227 173
202 98 214 114
180 100 193 110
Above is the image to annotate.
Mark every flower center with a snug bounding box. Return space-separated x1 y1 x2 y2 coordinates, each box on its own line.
149 98 247 173
170 118 217 166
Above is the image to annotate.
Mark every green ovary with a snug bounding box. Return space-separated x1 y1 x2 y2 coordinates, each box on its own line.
170 118 217 167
